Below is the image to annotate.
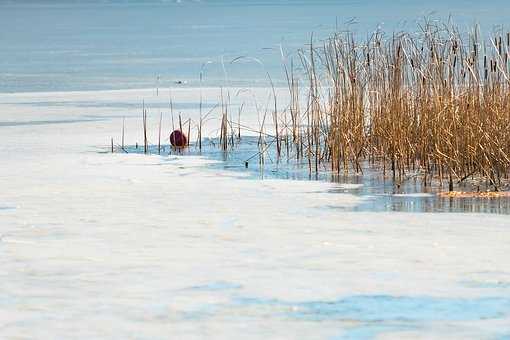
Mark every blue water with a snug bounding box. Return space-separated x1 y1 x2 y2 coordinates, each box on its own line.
122 140 510 214
233 295 510 322
171 290 510 338
1 0 509 92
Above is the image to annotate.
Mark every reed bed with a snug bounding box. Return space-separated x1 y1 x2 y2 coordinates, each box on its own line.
113 21 510 192
283 21 510 190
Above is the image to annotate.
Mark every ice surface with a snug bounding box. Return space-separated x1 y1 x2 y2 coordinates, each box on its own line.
0 89 509 339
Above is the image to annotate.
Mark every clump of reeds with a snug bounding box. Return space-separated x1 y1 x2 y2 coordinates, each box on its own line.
282 20 510 191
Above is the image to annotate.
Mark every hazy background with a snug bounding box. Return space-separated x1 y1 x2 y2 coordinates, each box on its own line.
0 0 508 92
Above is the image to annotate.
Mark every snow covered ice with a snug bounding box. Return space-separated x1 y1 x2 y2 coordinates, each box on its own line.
0 89 509 339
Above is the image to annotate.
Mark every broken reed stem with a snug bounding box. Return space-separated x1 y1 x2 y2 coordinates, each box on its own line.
238 103 244 141
199 88 203 151
219 88 229 151
121 116 125 150
169 89 175 132
158 112 162 155
143 101 148 154
187 118 191 147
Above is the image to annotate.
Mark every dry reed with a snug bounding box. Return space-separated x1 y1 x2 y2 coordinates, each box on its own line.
282 21 510 191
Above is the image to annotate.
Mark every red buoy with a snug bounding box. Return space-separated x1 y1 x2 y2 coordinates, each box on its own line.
170 130 187 147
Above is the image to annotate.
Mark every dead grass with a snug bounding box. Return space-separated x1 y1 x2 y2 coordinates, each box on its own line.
282 20 510 191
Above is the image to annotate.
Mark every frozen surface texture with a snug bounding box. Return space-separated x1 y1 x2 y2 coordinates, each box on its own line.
0 89 509 339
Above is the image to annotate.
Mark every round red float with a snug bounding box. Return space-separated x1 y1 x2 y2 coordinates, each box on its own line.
170 130 187 147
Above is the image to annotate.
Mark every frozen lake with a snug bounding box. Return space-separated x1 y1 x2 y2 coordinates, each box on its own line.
1 1 510 339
